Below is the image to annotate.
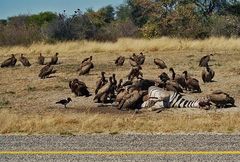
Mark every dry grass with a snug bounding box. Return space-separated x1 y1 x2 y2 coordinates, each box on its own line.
0 109 240 134
1 37 240 55
0 37 239 134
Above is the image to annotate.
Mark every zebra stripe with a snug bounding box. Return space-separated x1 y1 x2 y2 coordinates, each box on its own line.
142 86 200 108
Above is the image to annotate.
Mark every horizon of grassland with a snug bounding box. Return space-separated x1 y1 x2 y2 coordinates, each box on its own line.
0 37 240 55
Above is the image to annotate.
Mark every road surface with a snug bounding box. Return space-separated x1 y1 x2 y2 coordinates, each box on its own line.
0 134 240 161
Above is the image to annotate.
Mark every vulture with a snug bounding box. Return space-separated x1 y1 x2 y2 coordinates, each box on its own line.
169 68 187 90
202 65 215 83
208 90 235 108
115 56 125 66
94 77 114 103
158 72 183 93
19 54 31 67
82 56 92 63
116 88 129 103
79 61 94 75
118 89 147 110
50 52 59 65
38 53 45 65
130 53 138 62
116 79 123 92
134 79 156 91
38 63 57 79
78 56 94 75
154 58 167 69
95 72 108 94
112 73 117 86
183 71 201 93
127 66 143 81
56 97 72 108
121 80 134 87
1 54 17 68
159 72 170 83
163 80 183 93
199 54 213 67
78 60 89 71
69 79 91 97
137 52 145 65
110 73 118 99
129 57 138 67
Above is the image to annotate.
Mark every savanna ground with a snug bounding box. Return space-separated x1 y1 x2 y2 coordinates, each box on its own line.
0 37 239 135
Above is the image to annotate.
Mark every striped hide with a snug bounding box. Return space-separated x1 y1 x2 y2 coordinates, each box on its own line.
141 86 201 109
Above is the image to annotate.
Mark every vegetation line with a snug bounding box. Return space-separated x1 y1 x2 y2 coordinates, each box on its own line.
1 37 240 55
0 0 240 45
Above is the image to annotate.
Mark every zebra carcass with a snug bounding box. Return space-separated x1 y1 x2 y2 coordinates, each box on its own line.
142 86 210 112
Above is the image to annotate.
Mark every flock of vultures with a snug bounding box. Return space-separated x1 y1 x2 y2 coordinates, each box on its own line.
0 52 236 112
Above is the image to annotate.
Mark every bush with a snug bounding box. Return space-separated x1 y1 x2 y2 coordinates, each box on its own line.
43 13 96 41
0 15 42 46
1 1 240 45
210 15 240 37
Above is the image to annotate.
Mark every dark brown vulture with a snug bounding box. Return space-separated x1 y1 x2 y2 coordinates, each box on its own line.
1 54 17 68
116 79 123 92
130 53 138 62
69 79 91 97
38 63 57 79
95 72 108 94
19 54 31 67
164 80 183 93
199 54 213 67
137 52 145 65
202 65 215 83
50 52 59 65
159 72 170 83
154 58 167 69
94 77 114 103
208 90 235 108
127 66 143 81
169 67 187 90
115 56 125 66
82 56 92 63
38 53 45 65
183 71 201 93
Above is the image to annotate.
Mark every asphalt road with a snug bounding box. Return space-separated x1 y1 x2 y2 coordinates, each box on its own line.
1 134 240 161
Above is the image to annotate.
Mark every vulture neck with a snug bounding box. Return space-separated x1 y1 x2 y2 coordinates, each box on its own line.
170 69 176 80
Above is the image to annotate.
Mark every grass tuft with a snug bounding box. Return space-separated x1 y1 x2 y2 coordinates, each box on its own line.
0 98 10 108
27 85 37 92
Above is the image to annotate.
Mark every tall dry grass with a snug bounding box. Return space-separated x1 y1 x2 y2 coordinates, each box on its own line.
0 109 239 134
1 37 240 55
